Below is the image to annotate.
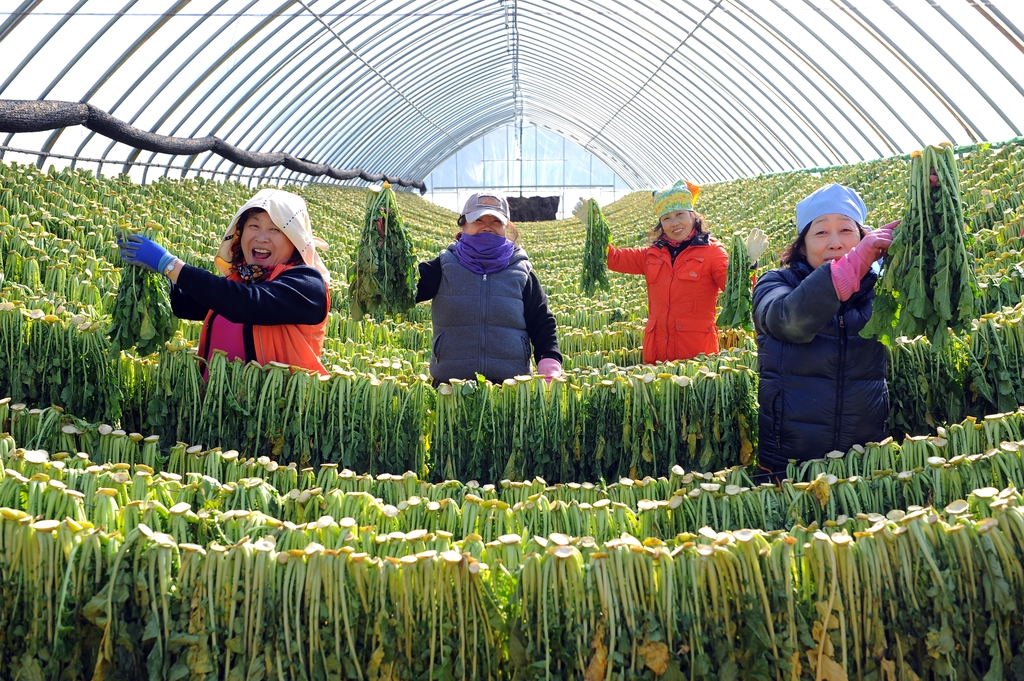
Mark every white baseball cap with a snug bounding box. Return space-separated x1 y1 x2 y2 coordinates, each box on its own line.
461 191 510 225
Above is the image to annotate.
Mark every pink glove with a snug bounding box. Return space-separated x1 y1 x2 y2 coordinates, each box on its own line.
537 358 562 384
830 225 895 301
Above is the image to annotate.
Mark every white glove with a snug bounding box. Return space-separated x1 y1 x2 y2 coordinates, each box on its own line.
572 198 589 225
745 228 769 265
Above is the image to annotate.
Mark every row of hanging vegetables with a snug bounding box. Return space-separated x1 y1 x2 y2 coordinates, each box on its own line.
6 497 1024 681
7 396 1024 538
5 291 1024 479
3 406 1024 680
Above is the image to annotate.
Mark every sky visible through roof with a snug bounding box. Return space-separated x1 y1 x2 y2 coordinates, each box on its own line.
1 1 1023 191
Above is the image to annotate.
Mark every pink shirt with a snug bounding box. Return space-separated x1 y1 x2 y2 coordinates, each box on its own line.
204 315 246 380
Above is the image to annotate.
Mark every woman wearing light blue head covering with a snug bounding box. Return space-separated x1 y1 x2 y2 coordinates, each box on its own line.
752 183 900 479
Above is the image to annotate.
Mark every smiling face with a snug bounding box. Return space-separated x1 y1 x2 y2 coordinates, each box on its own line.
239 210 296 267
659 209 695 241
461 214 507 238
802 213 862 269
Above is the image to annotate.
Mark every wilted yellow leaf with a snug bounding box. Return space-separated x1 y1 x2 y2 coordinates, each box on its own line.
584 622 608 681
638 640 670 675
790 651 802 681
807 649 848 681
808 476 831 509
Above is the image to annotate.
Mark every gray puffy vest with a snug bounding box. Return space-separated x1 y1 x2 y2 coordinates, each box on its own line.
430 245 532 384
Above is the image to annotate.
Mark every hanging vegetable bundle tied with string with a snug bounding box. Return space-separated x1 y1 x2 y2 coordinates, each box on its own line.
716 233 756 331
573 198 612 296
716 228 768 332
861 142 977 350
348 182 417 319
110 222 178 356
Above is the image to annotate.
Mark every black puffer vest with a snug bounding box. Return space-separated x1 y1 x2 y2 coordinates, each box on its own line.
754 262 889 469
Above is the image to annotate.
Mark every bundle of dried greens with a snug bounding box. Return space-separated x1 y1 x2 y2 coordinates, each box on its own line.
349 182 417 319
108 225 178 356
862 143 977 350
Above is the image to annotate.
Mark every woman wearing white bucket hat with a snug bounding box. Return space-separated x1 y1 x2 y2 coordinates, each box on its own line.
117 188 332 376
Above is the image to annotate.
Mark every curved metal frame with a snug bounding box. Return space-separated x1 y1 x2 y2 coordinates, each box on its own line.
3 0 1024 188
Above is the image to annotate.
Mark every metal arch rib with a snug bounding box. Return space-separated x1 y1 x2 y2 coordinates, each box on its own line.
294 0 459 147
81 0 259 172
645 0 854 165
124 0 292 172
837 0 980 142
36 0 143 165
829 0 955 146
172 0 351 178
883 0 1010 138
735 0 886 159
284 39 507 180
199 0 493 181
176 5 351 177
688 11 832 165
585 0 725 148
593 0 847 166
975 2 1024 50
929 0 1024 127
72 0 234 171
701 1 852 163
723 1 869 163
0 0 90 153
215 3 500 181
519 7 801 177
788 0 914 151
497 11 745 180
521 77 741 183
519 2 778 179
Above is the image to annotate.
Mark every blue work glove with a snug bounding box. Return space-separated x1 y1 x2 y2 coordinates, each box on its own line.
117 233 176 274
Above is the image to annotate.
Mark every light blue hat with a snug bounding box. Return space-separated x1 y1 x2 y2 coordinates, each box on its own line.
795 184 867 235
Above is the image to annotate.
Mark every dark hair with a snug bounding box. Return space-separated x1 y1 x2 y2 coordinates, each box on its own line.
230 208 302 267
455 216 520 245
781 224 867 267
648 210 708 244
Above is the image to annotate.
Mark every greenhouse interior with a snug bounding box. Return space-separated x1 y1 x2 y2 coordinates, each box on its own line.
4 1 1024 679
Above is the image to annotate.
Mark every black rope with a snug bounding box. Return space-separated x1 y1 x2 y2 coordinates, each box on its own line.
0 99 427 194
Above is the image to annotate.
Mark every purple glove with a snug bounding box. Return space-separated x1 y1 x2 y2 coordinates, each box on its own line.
117 233 176 274
537 358 562 384
830 226 894 301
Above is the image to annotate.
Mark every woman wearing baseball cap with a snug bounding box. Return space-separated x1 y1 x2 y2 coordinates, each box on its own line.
415 190 562 385
595 180 764 363
753 183 899 478
117 188 332 376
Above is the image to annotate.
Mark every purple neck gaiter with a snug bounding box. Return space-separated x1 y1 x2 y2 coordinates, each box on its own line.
455 232 514 274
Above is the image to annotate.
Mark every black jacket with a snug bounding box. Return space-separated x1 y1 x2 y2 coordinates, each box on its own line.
170 264 328 362
752 261 889 470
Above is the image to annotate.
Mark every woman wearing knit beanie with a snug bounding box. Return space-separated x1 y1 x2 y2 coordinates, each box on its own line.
593 181 734 363
753 183 899 479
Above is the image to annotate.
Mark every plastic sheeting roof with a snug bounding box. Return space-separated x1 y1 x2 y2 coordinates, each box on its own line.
2 0 1024 189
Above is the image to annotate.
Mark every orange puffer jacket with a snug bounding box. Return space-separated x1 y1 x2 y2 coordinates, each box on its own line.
608 235 729 364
